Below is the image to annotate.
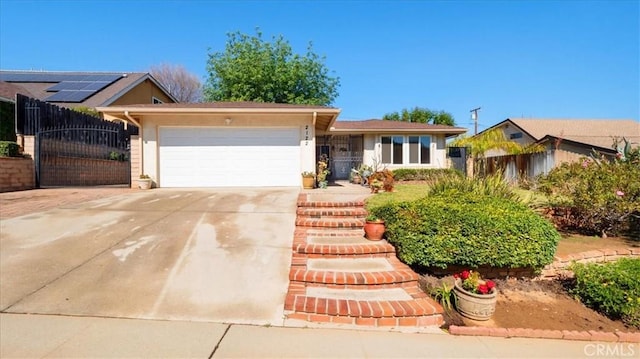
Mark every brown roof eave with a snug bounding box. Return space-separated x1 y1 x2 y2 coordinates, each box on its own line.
328 128 467 135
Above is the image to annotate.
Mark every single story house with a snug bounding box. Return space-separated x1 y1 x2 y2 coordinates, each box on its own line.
482 118 639 161
0 70 176 108
98 102 467 188
472 118 639 180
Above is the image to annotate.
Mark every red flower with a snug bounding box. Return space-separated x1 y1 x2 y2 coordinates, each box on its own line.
486 280 495 290
460 270 470 280
453 273 459 279
477 284 489 294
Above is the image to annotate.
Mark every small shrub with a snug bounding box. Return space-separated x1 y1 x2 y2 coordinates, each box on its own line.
538 156 640 237
392 168 462 182
571 258 640 328
429 174 520 202
370 192 560 269
0 141 20 157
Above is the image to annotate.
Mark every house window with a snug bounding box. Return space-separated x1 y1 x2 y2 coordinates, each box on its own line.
152 97 164 104
381 136 403 164
381 135 431 165
409 136 431 164
510 132 523 139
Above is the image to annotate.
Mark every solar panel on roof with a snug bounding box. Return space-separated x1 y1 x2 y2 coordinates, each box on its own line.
44 90 93 102
82 81 111 91
47 81 89 91
0 72 122 83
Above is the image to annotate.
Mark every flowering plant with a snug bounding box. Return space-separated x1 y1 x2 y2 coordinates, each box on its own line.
454 270 496 295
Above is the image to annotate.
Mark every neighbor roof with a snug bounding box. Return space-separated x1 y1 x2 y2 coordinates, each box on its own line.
505 118 640 150
0 70 176 108
0 81 34 102
331 119 467 136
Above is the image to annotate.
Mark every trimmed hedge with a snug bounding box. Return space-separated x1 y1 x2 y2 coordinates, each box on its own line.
0 141 20 157
571 258 640 328
391 168 462 182
370 191 560 269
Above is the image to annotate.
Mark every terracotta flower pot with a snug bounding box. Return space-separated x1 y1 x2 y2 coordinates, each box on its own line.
453 278 497 321
363 220 385 241
302 176 315 189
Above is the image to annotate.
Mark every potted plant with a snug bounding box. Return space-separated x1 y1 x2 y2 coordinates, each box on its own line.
301 171 315 189
452 270 497 321
137 174 152 190
370 178 383 193
350 168 362 184
363 214 385 241
317 155 330 189
358 164 373 186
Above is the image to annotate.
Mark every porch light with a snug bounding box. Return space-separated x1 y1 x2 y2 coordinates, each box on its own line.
225 118 232 125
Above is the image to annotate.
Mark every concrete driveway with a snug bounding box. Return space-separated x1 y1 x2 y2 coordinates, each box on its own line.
0 188 298 326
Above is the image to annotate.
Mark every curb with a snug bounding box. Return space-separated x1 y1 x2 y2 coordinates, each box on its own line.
449 325 640 343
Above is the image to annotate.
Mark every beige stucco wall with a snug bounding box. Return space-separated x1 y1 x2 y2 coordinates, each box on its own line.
136 113 315 187
485 122 537 157
110 79 174 106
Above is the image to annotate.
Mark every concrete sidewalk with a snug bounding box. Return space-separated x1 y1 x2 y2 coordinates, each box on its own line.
0 313 609 358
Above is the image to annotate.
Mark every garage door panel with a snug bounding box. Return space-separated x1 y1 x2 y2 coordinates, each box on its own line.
159 127 300 187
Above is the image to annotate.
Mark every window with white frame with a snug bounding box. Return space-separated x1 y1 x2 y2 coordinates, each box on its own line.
381 135 431 165
152 96 164 104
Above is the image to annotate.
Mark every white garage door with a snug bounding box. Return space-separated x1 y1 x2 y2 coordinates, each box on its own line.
159 127 300 187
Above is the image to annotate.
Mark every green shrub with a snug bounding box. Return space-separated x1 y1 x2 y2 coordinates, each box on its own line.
371 191 560 269
0 141 20 157
538 156 640 237
571 258 640 328
429 174 520 202
391 168 462 182
0 102 16 142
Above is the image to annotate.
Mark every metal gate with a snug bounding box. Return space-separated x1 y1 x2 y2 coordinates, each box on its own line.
448 146 468 176
36 126 131 187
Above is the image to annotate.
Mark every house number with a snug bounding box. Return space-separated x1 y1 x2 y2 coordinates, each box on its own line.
304 125 310 145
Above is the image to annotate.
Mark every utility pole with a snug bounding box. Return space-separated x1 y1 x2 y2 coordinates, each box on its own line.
470 107 481 135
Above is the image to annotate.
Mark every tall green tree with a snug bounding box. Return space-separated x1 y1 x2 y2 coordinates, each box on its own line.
204 30 340 105
382 107 455 126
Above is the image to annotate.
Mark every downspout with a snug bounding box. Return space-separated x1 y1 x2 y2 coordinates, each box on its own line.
124 111 143 179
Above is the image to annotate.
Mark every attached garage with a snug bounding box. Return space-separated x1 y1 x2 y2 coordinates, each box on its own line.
97 102 341 188
159 127 300 187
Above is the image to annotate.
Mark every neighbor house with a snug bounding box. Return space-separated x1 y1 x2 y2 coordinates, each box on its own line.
98 103 466 188
0 70 176 108
474 118 640 179
482 118 639 160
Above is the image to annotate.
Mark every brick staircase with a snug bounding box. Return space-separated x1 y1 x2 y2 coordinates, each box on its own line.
284 193 444 328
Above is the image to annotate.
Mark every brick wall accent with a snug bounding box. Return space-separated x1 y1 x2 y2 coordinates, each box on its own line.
130 135 141 188
539 248 640 279
22 135 35 159
0 157 35 193
424 248 639 280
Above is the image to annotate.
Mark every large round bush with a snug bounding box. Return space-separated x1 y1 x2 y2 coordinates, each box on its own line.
371 192 560 269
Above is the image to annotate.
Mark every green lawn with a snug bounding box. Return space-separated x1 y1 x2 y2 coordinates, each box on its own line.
365 183 546 210
365 183 430 209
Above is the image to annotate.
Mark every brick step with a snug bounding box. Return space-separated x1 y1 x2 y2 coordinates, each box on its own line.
296 207 368 218
297 228 365 237
296 217 365 229
297 199 365 209
284 293 443 327
289 267 419 286
295 240 396 257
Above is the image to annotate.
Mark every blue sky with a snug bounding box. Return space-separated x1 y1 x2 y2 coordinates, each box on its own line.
1 0 638 132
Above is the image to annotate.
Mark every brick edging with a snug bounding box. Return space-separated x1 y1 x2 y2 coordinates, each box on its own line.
539 247 639 279
449 325 640 343
448 248 640 343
